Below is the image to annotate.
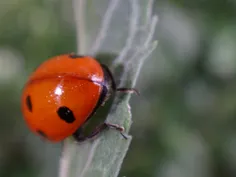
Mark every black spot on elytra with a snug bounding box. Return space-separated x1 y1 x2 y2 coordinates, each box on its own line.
26 95 32 112
69 53 85 59
37 130 47 138
57 106 75 123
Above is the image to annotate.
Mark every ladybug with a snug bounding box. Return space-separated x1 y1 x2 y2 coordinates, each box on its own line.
21 54 138 142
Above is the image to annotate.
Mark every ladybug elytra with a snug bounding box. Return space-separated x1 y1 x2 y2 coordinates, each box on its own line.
21 54 138 142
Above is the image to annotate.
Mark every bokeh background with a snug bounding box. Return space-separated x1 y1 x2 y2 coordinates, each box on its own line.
1 0 236 177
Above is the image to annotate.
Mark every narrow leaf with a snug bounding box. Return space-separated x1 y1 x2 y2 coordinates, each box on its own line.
59 0 157 177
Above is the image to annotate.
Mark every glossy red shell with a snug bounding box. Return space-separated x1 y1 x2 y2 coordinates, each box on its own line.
21 54 104 142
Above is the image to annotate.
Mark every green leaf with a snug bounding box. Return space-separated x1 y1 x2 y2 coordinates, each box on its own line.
58 0 157 177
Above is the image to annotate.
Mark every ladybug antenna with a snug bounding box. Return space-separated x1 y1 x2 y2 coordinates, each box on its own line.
116 88 140 96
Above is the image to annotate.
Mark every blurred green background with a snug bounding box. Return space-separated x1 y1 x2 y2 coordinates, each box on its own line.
1 0 236 177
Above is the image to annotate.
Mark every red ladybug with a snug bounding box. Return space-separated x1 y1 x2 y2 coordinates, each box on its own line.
21 54 138 142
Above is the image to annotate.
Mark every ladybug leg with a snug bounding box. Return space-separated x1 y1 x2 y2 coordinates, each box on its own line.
105 122 128 139
101 64 140 96
72 127 92 142
73 123 128 142
101 64 139 94
116 88 140 95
